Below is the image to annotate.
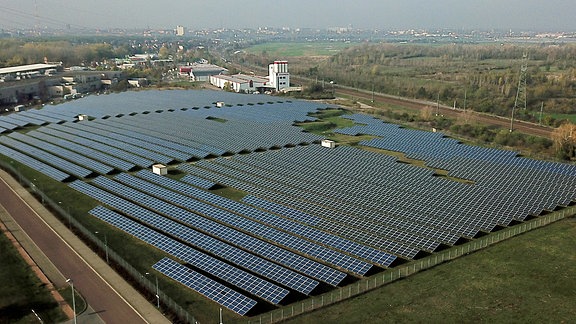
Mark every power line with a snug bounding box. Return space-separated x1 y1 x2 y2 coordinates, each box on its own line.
0 4 89 30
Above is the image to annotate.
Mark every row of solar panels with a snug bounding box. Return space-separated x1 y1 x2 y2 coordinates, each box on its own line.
177 144 576 260
45 90 316 120
90 206 263 315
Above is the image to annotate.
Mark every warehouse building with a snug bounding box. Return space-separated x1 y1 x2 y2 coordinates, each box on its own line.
179 63 228 82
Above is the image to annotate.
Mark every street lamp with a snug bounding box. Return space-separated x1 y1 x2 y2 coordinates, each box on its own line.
94 231 108 263
66 278 77 324
146 272 160 309
510 105 516 132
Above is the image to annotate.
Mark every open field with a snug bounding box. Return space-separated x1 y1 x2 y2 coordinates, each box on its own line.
243 42 353 57
284 218 576 323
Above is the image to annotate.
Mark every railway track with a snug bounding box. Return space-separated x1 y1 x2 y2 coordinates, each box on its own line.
336 86 553 138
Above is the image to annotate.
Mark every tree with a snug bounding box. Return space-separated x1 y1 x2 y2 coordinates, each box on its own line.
551 122 576 160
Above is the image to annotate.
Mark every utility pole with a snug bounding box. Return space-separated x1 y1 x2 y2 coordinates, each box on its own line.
436 92 440 116
539 102 544 126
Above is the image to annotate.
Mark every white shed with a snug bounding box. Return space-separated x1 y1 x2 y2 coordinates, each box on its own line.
152 164 168 175
77 114 88 121
321 139 336 148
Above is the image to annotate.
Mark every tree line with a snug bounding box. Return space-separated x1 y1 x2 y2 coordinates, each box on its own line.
305 43 576 126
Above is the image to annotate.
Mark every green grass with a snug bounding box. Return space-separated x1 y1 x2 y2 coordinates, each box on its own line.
244 42 354 57
547 113 576 123
0 228 68 323
285 218 576 323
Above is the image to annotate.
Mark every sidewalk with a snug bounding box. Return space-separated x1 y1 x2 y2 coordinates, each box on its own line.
0 170 170 324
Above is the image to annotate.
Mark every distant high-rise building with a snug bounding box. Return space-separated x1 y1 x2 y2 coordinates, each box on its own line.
176 25 185 36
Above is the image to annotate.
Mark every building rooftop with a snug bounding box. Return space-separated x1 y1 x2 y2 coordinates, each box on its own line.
212 73 269 84
0 63 59 75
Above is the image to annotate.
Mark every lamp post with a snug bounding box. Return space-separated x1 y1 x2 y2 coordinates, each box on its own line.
66 278 77 324
146 272 160 309
510 105 516 132
94 231 108 263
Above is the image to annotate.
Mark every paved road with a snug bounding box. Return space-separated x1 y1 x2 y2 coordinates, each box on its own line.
0 171 169 324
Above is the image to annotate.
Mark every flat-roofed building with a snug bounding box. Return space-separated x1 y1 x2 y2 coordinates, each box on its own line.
179 63 228 82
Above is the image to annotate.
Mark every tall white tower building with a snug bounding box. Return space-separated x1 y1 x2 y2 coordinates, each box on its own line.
268 61 290 91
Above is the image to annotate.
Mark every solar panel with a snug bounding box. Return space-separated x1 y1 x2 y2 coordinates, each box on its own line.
8 132 114 175
38 126 154 168
27 130 136 172
87 203 289 304
86 176 319 295
0 143 69 181
153 257 257 316
47 123 175 165
180 174 216 189
100 174 372 276
69 121 193 161
0 136 92 178
72 176 345 286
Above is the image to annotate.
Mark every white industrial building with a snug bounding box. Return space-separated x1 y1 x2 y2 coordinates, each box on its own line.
268 61 290 91
210 61 290 93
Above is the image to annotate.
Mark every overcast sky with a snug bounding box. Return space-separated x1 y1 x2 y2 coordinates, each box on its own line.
1 0 575 31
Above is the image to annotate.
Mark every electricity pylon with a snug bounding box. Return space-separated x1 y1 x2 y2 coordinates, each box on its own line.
510 53 528 132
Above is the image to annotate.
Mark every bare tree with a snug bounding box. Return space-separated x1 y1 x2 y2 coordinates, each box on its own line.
551 122 576 159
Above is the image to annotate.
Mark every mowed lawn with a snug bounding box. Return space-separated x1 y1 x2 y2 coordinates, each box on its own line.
285 218 576 323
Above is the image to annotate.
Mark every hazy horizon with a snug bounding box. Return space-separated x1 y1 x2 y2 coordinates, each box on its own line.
1 0 575 32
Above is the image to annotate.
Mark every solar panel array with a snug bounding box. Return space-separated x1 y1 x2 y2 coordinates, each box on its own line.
92 174 372 276
128 171 395 267
153 257 257 316
104 111 322 155
37 89 325 122
44 123 175 165
177 143 576 259
37 126 154 168
2 90 575 315
99 176 319 294
180 174 217 189
7 132 114 175
130 170 345 285
26 130 136 172
81 195 289 305
0 135 93 178
0 143 69 181
334 115 576 223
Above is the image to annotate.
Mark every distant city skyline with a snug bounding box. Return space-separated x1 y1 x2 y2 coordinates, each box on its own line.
1 0 575 32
